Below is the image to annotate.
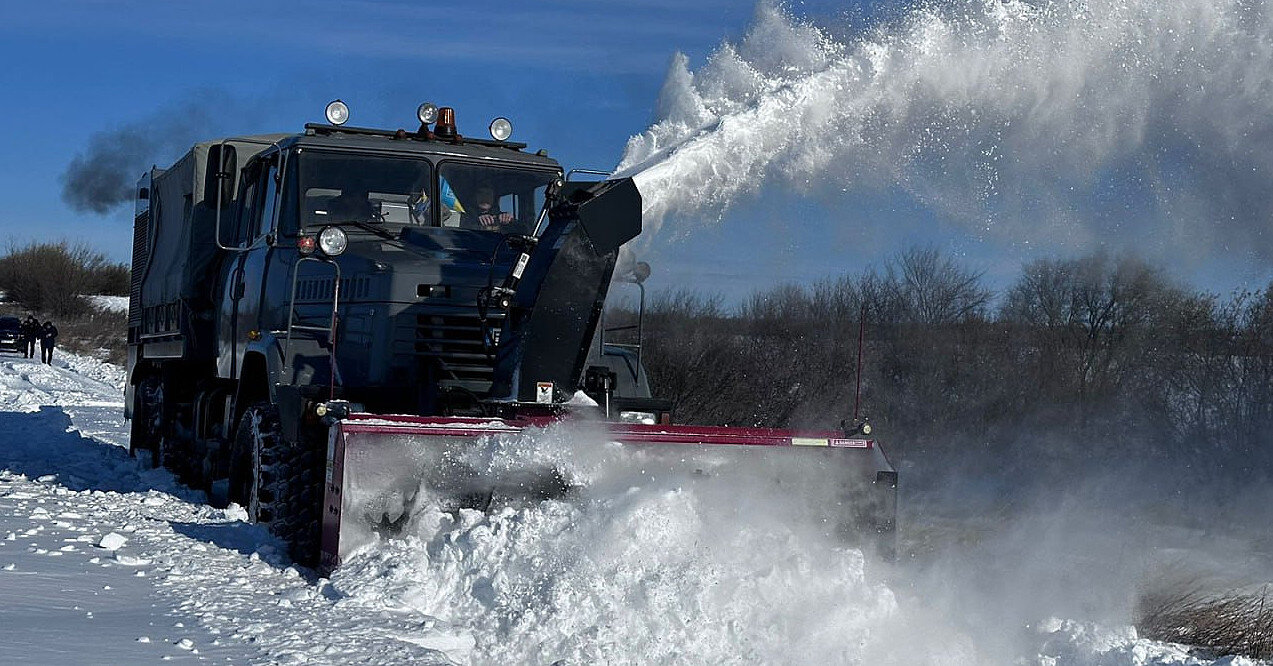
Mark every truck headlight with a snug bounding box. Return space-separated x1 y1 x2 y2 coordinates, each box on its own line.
619 410 657 425
318 226 348 256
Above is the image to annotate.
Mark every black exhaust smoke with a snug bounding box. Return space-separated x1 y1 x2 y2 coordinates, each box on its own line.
61 95 228 214
62 125 162 214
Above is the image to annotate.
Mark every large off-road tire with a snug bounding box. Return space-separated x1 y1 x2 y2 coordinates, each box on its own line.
130 377 176 470
232 402 322 566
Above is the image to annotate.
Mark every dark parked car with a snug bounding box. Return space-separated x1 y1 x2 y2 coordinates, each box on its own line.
0 316 22 353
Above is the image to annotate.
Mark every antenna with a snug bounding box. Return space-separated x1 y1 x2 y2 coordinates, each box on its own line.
853 302 866 422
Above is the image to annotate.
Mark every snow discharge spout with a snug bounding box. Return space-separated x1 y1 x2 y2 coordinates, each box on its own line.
618 0 1273 268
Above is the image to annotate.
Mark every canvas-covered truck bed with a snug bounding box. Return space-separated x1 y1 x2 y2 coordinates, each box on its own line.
128 136 286 357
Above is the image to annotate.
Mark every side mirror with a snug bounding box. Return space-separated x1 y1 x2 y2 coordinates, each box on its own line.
632 261 651 284
209 144 244 251
205 144 238 210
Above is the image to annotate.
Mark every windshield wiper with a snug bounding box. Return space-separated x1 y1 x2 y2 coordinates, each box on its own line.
334 220 399 243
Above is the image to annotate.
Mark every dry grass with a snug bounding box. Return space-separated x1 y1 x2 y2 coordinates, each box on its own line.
56 307 127 365
1137 576 1273 659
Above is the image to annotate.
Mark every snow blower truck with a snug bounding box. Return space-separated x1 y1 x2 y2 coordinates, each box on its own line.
124 101 897 572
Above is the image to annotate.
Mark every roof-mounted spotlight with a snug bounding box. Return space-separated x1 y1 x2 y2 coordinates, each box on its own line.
417 102 439 125
489 117 513 141
325 99 350 126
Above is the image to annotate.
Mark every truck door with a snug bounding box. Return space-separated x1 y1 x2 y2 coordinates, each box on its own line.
218 161 257 378
217 153 280 379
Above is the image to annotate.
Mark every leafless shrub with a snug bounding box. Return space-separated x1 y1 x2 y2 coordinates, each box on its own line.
883 245 991 325
627 246 1273 478
632 290 754 425
1137 577 1273 659
0 240 129 317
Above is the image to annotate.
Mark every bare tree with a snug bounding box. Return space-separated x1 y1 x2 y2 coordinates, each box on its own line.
0 241 126 317
883 246 991 325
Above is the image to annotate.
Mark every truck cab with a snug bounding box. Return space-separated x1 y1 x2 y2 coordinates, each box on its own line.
127 102 641 496
210 127 565 415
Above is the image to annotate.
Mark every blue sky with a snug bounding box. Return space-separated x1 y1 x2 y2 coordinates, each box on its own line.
0 1 754 239
1 0 1267 303
0 1 823 303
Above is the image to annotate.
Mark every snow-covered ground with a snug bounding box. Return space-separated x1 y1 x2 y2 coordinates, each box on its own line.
0 350 1264 665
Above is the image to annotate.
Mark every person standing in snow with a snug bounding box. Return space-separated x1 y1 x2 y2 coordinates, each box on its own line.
21 314 39 359
39 320 58 365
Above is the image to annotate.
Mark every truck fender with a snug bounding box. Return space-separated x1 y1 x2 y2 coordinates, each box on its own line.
236 334 305 445
234 336 283 415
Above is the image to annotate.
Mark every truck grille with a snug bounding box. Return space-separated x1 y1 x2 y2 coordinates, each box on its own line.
296 275 372 302
399 309 504 393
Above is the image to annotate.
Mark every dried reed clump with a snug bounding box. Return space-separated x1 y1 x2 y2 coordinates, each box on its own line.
1137 579 1273 660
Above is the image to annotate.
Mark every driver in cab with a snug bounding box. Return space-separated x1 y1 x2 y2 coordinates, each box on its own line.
467 187 513 229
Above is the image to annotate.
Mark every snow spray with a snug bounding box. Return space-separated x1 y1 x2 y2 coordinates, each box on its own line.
329 420 904 665
618 0 1273 271
322 418 1273 664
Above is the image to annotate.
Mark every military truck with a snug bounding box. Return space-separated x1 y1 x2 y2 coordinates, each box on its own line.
126 101 896 570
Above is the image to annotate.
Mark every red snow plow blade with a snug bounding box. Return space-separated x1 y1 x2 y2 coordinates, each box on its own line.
320 413 898 573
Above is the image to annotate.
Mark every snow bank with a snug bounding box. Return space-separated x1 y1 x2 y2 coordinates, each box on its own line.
58 353 126 391
1028 618 1262 666
87 295 129 314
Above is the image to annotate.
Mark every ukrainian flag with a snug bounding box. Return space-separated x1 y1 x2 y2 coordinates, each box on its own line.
440 177 465 214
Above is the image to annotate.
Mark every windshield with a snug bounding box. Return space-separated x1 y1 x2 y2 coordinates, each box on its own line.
297 151 557 234
436 162 557 234
298 152 432 230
